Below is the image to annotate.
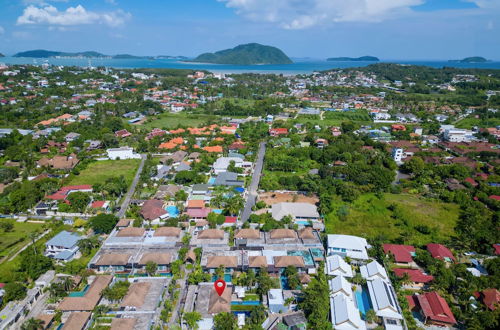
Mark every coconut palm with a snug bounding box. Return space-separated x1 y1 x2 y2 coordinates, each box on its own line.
21 318 44 330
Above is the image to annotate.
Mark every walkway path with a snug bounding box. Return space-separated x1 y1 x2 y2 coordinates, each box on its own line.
241 142 266 222
117 154 146 218
6 229 50 262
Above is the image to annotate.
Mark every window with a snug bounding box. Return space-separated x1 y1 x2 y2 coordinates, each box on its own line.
386 319 398 325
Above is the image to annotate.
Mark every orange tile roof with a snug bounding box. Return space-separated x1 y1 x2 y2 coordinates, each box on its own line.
203 145 223 153
158 142 177 150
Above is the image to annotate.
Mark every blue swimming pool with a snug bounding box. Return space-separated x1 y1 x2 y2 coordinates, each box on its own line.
165 205 179 217
212 274 232 282
231 301 261 306
208 177 216 184
212 209 223 214
68 285 89 297
355 288 372 317
296 221 310 226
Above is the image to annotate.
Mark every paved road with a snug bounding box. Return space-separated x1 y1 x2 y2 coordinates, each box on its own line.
241 142 266 222
117 154 146 218
168 269 189 328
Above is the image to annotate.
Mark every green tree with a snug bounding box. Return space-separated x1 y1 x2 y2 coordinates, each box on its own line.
101 281 130 303
21 318 44 330
88 213 118 234
3 282 27 303
365 309 379 324
183 311 202 329
77 236 100 256
67 192 91 213
145 261 158 276
0 219 15 232
214 312 238 330
299 262 332 329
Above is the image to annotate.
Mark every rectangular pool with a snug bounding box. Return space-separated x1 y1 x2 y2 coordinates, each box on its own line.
355 288 372 317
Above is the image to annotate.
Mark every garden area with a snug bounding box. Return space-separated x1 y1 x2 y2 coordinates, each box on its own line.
141 112 216 130
68 159 141 187
0 220 44 264
325 193 460 246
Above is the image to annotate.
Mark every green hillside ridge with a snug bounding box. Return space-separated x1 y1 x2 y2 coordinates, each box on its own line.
327 56 379 62
449 56 488 63
191 43 293 65
14 50 108 58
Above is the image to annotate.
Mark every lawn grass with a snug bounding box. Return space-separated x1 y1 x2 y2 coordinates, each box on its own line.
68 159 140 186
325 193 460 246
455 117 500 129
0 221 45 262
141 112 217 130
0 223 70 283
324 109 372 122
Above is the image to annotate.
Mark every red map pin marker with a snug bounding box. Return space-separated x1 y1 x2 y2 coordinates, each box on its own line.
214 278 226 296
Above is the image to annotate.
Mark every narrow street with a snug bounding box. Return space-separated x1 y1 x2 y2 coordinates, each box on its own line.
167 268 190 328
117 154 146 218
241 142 266 222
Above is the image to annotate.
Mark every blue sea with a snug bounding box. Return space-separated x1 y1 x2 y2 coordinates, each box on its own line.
2 57 500 74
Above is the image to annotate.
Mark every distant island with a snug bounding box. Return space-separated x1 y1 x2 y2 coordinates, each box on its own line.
327 56 379 62
449 56 488 63
156 55 189 60
14 50 111 58
0 53 4 58
190 43 293 65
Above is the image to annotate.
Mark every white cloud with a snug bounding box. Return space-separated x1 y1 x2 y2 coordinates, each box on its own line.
17 4 131 27
218 0 424 29
0 26 5 35
467 0 500 8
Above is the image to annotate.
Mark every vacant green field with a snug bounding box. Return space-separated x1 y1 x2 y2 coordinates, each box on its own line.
324 109 372 122
68 159 140 186
325 193 460 246
141 112 217 130
455 117 500 129
0 221 44 262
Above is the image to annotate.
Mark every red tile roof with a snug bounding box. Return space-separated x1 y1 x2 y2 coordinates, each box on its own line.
140 200 167 220
464 177 478 186
407 292 456 325
383 244 416 263
224 216 237 223
494 244 500 255
46 185 92 200
187 208 211 218
476 289 500 311
393 268 434 283
489 195 500 201
427 243 456 262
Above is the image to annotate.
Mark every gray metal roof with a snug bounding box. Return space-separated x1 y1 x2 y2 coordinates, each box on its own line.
45 230 81 248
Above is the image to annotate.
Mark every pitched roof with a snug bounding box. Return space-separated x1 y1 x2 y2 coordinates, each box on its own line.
271 202 319 220
45 231 81 248
197 229 224 239
95 253 131 266
120 282 151 308
383 244 416 263
116 227 145 237
187 200 205 208
248 256 268 268
139 253 172 265
477 289 500 311
274 256 305 268
329 275 352 297
58 276 112 311
208 286 231 314
393 268 434 283
116 219 131 227
61 312 91 330
154 226 182 237
412 291 456 325
206 256 238 268
235 228 261 239
140 199 167 220
298 227 315 240
427 243 456 262
269 228 297 239
110 318 137 330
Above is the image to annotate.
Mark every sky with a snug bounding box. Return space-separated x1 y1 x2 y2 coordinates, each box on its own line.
0 0 498 60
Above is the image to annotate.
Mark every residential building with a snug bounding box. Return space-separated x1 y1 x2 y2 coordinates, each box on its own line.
406 292 456 327
271 202 320 222
45 230 82 261
107 147 141 160
327 234 369 260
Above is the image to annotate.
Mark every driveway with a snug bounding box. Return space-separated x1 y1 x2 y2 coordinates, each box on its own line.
117 154 146 218
241 142 266 222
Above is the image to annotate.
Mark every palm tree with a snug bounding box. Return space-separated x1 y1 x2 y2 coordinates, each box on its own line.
226 195 244 216
365 309 379 324
21 318 44 330
183 311 202 329
61 276 74 291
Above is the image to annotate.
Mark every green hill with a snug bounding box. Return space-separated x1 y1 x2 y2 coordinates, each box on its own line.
14 50 108 58
191 43 293 65
327 56 379 62
449 56 488 63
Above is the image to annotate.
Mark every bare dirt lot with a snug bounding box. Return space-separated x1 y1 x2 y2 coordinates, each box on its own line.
257 191 319 206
